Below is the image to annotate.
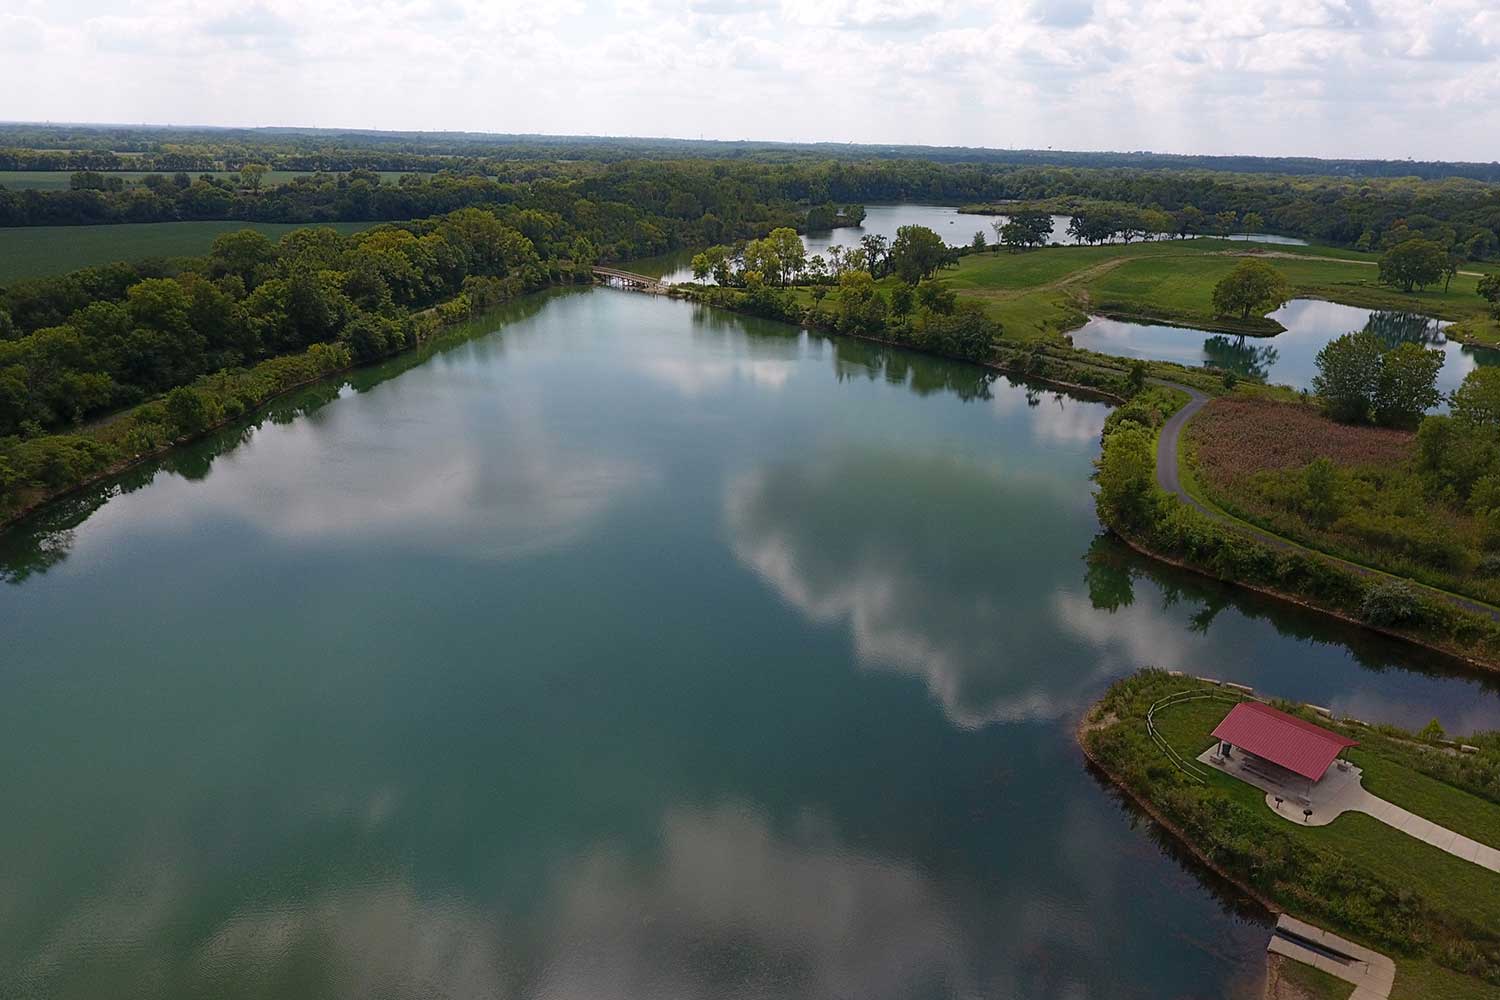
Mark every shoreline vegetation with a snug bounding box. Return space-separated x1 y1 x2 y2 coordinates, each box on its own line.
1093 388 1500 673
0 280 579 533
1078 669 1500 1000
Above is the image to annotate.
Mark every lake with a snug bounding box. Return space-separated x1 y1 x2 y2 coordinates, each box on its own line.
636 205 1306 285
4 287 1498 1000
1071 298 1500 398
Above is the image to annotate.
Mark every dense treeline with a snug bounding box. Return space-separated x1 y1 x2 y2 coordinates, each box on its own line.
0 208 594 514
5 124 1500 181
0 209 560 444
7 155 1500 261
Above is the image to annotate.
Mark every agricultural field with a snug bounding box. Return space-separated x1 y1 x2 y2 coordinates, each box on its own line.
0 220 380 283
0 170 423 190
1181 396 1500 607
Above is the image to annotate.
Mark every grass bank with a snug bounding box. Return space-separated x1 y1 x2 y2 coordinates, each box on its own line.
935 239 1499 345
1081 669 1500 1000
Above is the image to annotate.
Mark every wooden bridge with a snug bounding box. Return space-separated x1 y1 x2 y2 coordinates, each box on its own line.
592 266 669 293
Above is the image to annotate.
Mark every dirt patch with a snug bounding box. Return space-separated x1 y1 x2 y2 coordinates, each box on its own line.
1188 397 1413 489
1263 954 1346 1000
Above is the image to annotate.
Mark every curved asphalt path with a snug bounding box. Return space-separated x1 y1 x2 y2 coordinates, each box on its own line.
1149 379 1500 623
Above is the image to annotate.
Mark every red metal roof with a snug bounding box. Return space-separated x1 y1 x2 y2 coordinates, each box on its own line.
1210 701 1358 782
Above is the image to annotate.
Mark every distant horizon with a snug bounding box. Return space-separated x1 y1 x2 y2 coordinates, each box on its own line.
4 120 1499 169
3 1 1498 163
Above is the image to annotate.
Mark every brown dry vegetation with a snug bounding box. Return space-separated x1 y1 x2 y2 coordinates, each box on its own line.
1185 396 1500 607
1190 397 1414 487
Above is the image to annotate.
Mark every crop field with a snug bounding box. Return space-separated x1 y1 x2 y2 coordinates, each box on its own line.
0 170 424 190
0 220 380 283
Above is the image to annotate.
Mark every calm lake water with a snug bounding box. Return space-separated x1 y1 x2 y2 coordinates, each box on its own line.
637 205 1305 284
4 288 1499 1000
1072 298 1500 398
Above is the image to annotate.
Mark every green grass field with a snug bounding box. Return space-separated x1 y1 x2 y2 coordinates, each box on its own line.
0 170 422 191
1274 958 1352 1000
0 220 380 284
934 239 1500 344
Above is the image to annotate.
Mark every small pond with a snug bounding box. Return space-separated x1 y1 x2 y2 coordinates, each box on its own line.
635 205 1306 284
1070 299 1500 399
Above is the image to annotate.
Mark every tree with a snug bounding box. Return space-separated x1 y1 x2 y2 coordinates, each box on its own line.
766 227 805 284
1442 252 1463 293
1378 238 1446 293
208 229 277 288
990 218 1006 253
1479 273 1500 317
1312 331 1385 423
1173 206 1204 238
860 234 889 278
1374 342 1442 428
1241 211 1264 237
163 386 221 437
890 283 914 322
889 225 946 283
1449 367 1500 426
1125 360 1148 396
1093 424 1157 528
1418 718 1446 742
239 163 270 190
1301 457 1344 528
1213 210 1237 237
971 230 987 252
915 280 955 315
1210 260 1290 319
834 270 887 335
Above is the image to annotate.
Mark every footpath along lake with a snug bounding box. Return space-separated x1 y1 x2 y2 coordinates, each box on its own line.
1072 298 1500 399
3 287 1499 1000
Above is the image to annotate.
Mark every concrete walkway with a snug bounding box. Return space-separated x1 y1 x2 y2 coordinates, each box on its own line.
1197 747 1500 873
1267 914 1395 1000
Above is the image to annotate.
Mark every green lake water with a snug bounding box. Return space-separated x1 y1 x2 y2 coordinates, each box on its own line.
4 287 1499 999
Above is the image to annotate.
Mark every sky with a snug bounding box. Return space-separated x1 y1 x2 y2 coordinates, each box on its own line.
2 0 1498 161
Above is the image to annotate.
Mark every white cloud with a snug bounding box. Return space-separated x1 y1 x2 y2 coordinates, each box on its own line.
2 0 1497 157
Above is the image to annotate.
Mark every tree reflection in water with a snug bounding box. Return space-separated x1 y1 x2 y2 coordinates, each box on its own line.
1201 334 1279 381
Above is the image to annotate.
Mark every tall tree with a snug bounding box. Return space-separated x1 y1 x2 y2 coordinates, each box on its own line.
890 225 947 283
1210 260 1290 319
1312 331 1385 423
1378 238 1447 292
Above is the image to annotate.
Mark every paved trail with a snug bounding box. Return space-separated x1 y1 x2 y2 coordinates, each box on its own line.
1148 380 1500 623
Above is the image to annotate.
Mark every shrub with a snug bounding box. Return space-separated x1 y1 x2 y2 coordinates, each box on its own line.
1360 580 1424 627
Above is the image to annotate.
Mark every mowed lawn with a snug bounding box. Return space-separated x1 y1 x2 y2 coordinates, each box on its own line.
1151 696 1500 1000
1086 252 1494 328
0 220 380 283
930 239 1500 342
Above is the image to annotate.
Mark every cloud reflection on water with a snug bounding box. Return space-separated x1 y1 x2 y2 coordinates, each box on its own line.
723 451 1108 727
